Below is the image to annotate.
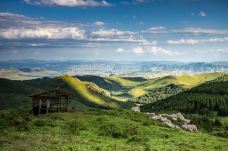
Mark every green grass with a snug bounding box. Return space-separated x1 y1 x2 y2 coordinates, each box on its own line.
1 109 228 151
128 72 226 97
106 77 141 87
61 75 120 109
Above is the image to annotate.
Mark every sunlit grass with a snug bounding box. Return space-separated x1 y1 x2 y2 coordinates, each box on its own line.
61 75 119 108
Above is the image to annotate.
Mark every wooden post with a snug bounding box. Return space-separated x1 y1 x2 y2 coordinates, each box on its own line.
46 100 50 113
38 100 41 114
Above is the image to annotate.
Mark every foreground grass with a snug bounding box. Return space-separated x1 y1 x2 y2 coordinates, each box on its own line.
1 109 228 151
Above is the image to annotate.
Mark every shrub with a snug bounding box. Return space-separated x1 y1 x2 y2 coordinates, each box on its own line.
0 109 33 131
123 125 139 138
98 122 139 138
190 115 214 132
33 119 55 127
67 120 86 135
98 123 123 138
127 135 149 143
214 118 222 126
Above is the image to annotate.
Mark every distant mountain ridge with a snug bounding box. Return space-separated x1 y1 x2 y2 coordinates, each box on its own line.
0 60 228 79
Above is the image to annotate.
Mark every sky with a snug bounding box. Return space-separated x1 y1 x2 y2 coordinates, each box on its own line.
0 0 228 62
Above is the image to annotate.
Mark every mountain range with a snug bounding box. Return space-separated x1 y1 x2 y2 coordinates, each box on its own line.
0 60 228 80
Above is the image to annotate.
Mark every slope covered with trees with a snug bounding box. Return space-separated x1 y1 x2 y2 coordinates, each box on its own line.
141 80 228 116
132 84 184 104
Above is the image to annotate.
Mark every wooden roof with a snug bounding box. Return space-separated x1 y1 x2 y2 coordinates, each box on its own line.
30 87 72 98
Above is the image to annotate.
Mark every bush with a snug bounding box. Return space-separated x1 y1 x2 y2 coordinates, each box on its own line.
214 118 222 126
98 122 139 138
0 109 32 131
98 123 123 138
127 135 149 143
67 120 86 135
33 119 55 127
190 115 214 132
123 125 139 138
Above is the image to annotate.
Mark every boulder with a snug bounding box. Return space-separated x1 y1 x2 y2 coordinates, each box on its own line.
131 106 140 112
145 112 155 116
163 121 175 128
182 124 198 132
151 115 162 120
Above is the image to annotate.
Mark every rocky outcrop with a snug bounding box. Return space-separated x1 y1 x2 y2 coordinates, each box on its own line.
87 83 110 97
131 106 140 112
146 112 198 132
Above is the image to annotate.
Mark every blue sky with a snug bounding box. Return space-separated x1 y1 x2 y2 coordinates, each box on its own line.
0 0 228 61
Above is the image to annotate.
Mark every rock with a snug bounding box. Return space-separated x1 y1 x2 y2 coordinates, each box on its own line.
175 113 191 124
175 125 181 130
161 118 176 128
146 112 197 132
151 115 162 120
160 117 169 123
163 121 175 128
182 124 198 132
170 114 178 121
145 112 155 116
131 106 140 112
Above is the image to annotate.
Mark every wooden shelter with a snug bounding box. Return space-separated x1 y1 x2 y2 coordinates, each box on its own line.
30 87 72 115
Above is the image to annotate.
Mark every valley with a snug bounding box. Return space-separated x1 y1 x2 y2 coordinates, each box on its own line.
0 71 228 150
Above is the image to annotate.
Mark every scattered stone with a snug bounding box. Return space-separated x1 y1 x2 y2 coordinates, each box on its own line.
131 106 140 112
182 124 198 132
145 112 198 132
145 112 155 116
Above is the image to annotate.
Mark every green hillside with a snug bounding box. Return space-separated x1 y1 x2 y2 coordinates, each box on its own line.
133 84 184 104
129 72 226 97
141 80 228 116
0 78 41 109
1 109 228 151
61 75 120 109
0 75 124 110
76 72 226 101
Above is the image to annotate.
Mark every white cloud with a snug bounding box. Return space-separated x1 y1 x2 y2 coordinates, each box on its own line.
208 48 228 53
116 48 125 53
167 37 228 45
90 29 140 42
92 29 134 38
198 11 206 17
93 21 105 26
0 26 86 39
133 47 144 54
144 26 166 34
142 39 157 46
173 27 228 35
148 46 173 56
24 0 111 7
167 39 201 45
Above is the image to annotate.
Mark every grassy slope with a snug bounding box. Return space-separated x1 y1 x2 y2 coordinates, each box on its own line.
0 78 42 109
129 72 226 97
0 75 122 110
1 109 227 151
61 75 120 109
76 72 226 100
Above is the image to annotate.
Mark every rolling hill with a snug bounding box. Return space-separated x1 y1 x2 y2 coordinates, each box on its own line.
0 75 125 110
61 75 120 109
129 72 226 97
141 78 228 116
76 72 226 101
